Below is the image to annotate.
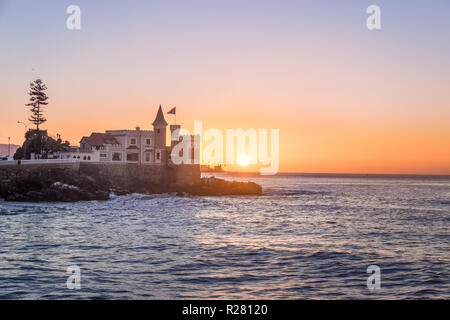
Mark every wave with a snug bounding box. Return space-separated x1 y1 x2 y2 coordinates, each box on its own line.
0 209 18 216
263 188 331 196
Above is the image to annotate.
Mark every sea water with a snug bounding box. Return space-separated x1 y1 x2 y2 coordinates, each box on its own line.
0 173 448 299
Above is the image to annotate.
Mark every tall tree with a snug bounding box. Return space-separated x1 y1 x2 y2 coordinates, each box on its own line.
26 79 48 130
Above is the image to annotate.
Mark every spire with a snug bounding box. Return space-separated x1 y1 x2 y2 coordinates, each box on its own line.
152 104 168 127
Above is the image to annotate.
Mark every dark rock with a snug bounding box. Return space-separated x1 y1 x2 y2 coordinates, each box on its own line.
0 168 261 202
111 189 129 196
180 177 262 196
0 169 111 202
92 191 110 201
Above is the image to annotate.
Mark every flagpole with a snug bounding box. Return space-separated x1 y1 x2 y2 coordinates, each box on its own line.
168 107 176 125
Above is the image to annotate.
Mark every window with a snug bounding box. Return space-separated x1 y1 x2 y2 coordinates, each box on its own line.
112 152 122 161
83 156 86 160
88 156 91 160
156 152 160 160
100 153 107 158
145 153 150 162
146 138 151 145
127 153 139 161
130 138 137 145
157 129 160 134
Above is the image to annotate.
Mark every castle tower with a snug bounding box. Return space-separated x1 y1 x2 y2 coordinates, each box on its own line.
170 124 181 147
153 105 168 149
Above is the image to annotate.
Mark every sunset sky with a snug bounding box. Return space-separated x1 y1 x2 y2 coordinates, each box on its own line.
1 0 449 174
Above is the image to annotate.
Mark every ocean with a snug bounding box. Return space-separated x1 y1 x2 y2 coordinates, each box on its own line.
0 173 449 299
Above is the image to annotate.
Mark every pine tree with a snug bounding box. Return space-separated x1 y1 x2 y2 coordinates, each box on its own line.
26 79 48 130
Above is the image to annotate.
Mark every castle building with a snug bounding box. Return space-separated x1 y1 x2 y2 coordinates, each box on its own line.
61 105 186 165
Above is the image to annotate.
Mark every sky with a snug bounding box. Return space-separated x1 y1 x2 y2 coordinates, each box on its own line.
1 0 449 174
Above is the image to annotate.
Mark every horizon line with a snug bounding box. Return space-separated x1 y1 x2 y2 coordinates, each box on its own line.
210 171 450 178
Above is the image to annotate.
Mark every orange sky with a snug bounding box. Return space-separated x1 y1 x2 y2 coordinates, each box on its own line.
1 1 449 174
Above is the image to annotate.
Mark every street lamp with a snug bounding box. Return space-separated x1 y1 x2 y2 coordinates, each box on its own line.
17 121 29 133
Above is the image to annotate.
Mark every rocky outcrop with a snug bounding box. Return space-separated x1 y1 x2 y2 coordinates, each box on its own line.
181 177 262 196
0 169 110 202
14 130 72 160
0 168 262 202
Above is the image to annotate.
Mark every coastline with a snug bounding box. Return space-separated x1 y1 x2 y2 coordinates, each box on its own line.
0 172 262 202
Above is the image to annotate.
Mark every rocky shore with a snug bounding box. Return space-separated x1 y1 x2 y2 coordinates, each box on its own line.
0 171 262 202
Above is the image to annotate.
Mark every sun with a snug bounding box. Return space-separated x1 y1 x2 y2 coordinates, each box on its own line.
238 155 250 166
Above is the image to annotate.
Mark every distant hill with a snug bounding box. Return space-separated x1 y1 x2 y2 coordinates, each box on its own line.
0 144 20 157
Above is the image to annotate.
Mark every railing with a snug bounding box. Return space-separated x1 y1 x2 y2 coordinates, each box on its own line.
0 159 81 166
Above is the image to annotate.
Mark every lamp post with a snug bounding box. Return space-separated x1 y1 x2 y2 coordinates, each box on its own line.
8 137 10 157
18 121 29 133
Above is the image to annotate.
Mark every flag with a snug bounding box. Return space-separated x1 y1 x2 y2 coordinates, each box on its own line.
167 107 176 114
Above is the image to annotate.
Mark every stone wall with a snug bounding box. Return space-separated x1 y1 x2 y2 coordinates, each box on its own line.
0 161 80 183
0 160 200 191
79 162 200 189
171 164 202 187
1 161 261 201
79 163 168 191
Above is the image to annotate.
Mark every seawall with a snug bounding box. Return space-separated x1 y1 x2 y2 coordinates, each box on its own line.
0 160 80 183
0 160 261 201
79 162 201 191
0 160 200 190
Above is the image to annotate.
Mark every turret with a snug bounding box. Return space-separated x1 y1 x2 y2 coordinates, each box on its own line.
152 105 168 148
170 124 181 147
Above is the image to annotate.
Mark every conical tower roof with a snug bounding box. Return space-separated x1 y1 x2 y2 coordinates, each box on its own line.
152 104 168 126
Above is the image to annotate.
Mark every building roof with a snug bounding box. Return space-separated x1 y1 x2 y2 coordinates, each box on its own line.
152 105 168 127
81 133 119 146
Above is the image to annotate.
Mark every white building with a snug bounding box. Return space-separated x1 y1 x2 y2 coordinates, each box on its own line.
62 105 170 165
